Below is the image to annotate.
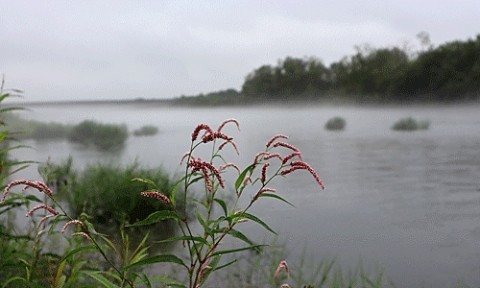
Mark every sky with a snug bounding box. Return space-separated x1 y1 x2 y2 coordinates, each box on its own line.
1 0 479 102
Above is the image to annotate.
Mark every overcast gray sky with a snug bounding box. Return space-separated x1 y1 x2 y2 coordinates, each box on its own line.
2 1 479 102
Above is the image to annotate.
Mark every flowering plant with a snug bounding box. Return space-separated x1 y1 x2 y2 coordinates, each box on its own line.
0 118 324 288
129 119 325 287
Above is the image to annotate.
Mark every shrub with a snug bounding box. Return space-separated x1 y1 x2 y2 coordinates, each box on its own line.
392 117 430 131
68 120 128 150
133 125 159 136
325 116 346 131
62 162 178 227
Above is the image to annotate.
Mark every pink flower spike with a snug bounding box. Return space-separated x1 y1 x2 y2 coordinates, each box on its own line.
62 220 85 233
261 163 270 184
218 139 239 154
264 153 283 161
290 161 325 190
1 180 54 203
26 204 59 217
282 152 303 164
39 214 56 226
254 151 269 163
274 260 290 281
266 134 289 148
219 163 241 174
272 141 300 153
217 118 240 132
72 232 92 241
191 124 214 142
140 191 171 206
253 187 276 201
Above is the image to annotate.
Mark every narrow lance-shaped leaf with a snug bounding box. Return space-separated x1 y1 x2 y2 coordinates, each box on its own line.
82 271 121 288
123 254 188 270
211 244 266 257
258 192 295 207
213 198 228 216
131 177 158 189
126 210 179 227
235 164 255 191
227 229 257 248
155 235 209 246
233 212 277 234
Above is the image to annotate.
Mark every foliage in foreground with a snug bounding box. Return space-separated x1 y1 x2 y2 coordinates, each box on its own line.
41 159 178 228
0 118 328 287
0 111 393 288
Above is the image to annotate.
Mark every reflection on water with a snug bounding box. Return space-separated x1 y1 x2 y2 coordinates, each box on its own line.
9 103 480 287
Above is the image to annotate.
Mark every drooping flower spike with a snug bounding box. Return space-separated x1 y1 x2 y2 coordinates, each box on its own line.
1 180 54 203
26 204 59 217
62 220 85 233
281 161 325 190
266 134 289 148
217 118 240 133
188 157 225 191
191 124 214 142
274 260 290 281
140 191 171 206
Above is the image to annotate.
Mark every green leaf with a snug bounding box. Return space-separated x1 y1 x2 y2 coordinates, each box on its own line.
213 258 237 271
213 198 228 216
169 175 187 206
123 254 187 270
196 210 210 234
0 131 8 142
131 177 158 189
211 244 266 257
235 164 255 190
61 245 97 262
227 229 257 247
126 210 179 227
155 235 209 246
258 193 295 207
149 275 186 288
82 271 120 288
234 212 277 234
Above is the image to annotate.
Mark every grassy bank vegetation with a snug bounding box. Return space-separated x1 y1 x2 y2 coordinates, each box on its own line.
4 113 129 150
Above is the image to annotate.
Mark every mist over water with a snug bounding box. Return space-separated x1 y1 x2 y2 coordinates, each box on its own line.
11 103 480 287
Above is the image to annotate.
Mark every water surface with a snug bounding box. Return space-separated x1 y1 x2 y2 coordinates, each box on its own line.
11 103 480 287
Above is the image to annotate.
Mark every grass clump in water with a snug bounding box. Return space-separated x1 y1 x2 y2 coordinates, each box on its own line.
133 125 159 136
392 117 430 131
68 120 128 150
48 161 178 227
325 116 346 131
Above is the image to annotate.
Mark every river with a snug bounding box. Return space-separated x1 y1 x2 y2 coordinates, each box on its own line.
8 102 480 287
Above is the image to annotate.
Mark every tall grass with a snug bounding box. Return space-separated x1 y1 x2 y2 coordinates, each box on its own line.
45 160 179 227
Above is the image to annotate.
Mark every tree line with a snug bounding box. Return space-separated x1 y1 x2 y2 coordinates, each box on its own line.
173 33 480 105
